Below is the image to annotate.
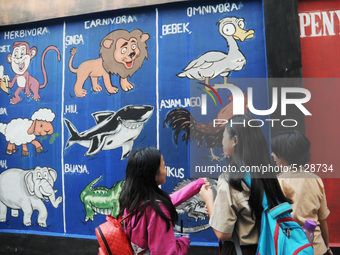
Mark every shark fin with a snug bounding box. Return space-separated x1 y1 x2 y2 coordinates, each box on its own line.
92 111 115 124
85 135 107 156
64 119 80 148
121 140 134 160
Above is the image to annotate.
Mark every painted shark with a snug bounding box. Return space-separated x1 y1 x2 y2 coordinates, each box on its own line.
64 105 153 159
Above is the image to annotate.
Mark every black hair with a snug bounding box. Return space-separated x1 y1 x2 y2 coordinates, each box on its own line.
271 130 311 166
119 147 178 231
225 114 292 223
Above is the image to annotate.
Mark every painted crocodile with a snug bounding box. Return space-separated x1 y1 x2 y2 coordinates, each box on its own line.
80 175 124 222
172 177 217 233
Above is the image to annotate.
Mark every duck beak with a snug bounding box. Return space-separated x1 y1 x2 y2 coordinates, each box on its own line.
233 27 255 42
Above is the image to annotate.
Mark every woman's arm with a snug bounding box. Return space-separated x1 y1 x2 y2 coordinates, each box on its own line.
318 179 332 254
320 219 333 254
200 184 232 242
170 178 206 207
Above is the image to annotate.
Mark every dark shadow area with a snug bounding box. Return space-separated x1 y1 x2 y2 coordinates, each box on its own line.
0 233 218 255
1 233 339 254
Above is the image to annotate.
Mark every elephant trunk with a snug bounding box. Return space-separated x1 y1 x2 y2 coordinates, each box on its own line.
39 184 62 208
49 190 63 208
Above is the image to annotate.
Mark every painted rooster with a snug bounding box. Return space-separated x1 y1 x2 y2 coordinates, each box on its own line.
163 92 247 161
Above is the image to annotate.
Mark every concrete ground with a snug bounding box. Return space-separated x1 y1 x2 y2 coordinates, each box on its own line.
0 233 339 254
0 233 218 255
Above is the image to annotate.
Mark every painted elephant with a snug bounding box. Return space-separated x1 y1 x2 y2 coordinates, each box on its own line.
0 166 62 227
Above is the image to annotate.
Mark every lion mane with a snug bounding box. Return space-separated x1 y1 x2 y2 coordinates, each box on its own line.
99 29 148 79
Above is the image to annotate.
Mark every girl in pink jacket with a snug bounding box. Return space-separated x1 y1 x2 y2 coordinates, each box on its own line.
119 147 206 255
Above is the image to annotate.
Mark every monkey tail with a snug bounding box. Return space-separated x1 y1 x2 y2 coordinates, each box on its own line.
68 47 78 74
40 45 61 89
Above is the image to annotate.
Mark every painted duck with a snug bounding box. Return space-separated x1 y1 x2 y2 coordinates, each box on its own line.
177 17 254 86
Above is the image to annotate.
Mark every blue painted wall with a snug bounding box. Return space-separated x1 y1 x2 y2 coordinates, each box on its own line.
0 0 268 245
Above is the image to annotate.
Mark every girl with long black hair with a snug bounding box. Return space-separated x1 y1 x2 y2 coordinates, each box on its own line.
200 114 291 255
272 131 332 255
119 147 206 255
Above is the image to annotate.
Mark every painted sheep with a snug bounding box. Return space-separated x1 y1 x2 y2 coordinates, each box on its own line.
0 108 55 156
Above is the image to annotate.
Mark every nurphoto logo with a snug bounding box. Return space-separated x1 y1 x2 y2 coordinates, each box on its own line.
199 83 312 128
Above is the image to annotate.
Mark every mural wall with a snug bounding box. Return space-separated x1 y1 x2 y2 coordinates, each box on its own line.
0 1 268 244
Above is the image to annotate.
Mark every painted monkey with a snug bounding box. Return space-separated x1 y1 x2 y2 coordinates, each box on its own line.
6 42 61 105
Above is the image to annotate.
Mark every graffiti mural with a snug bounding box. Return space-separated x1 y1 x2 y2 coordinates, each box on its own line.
6 43 61 105
0 108 56 156
164 93 248 161
80 176 124 222
0 166 62 227
172 178 217 233
0 0 269 245
69 29 149 97
64 105 153 158
177 17 254 87
0 65 10 94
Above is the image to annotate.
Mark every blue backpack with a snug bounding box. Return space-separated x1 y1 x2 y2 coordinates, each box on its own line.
242 177 314 255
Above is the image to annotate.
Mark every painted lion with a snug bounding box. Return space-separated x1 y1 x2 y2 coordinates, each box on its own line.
69 29 149 97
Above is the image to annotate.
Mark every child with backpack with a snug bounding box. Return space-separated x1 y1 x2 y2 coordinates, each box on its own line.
200 114 301 255
118 147 207 255
272 131 333 255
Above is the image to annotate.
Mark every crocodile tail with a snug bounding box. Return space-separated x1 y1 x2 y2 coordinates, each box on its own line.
89 175 102 190
111 180 125 191
80 175 102 202
173 223 211 233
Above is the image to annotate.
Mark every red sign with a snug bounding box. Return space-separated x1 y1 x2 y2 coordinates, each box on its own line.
299 0 340 246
